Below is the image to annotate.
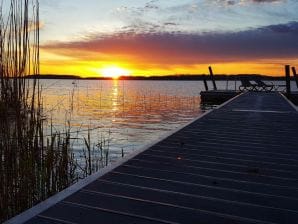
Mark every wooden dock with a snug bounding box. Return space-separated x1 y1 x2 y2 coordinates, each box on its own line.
200 90 239 104
9 92 298 224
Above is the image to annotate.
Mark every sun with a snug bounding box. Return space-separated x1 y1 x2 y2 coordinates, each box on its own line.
101 66 130 79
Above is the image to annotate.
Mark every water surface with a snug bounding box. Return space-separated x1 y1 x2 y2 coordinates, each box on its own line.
40 79 297 164
41 79 203 163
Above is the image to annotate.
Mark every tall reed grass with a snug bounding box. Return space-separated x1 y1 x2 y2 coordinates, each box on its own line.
0 1 80 222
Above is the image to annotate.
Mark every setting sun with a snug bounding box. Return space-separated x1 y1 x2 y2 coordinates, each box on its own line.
101 66 130 79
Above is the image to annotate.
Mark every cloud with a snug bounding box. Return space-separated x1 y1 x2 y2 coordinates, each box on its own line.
251 0 283 2
145 0 160 10
214 0 284 4
266 22 298 33
42 21 298 65
130 0 296 35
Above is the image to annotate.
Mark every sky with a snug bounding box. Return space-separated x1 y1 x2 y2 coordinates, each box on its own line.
38 0 298 77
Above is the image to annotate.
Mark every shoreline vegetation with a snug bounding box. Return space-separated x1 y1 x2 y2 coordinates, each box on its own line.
0 1 108 222
26 74 292 81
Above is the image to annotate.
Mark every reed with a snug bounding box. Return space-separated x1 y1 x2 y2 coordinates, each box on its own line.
81 130 110 176
0 1 78 222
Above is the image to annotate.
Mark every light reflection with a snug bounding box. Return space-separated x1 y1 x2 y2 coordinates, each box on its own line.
112 79 119 113
41 79 202 163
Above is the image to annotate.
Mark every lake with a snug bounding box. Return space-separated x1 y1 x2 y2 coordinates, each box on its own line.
41 80 204 165
40 79 297 166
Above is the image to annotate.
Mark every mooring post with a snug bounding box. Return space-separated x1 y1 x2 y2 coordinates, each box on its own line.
292 67 298 89
285 65 291 96
203 76 209 91
209 66 217 90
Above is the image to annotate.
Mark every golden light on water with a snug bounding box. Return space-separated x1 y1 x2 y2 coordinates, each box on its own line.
100 66 130 79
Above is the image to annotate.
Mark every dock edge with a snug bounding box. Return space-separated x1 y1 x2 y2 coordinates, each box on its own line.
5 93 243 224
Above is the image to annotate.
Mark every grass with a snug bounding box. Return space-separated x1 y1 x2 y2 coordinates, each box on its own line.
0 1 96 222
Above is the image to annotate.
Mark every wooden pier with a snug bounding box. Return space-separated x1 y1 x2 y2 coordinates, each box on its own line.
8 92 298 224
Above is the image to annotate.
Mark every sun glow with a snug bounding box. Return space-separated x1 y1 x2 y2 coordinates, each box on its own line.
101 66 130 79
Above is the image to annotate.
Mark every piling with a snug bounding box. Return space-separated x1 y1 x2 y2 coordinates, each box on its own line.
292 67 298 89
203 77 209 91
285 65 291 96
208 66 217 91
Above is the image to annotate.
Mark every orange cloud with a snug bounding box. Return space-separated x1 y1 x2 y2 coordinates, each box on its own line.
41 22 298 77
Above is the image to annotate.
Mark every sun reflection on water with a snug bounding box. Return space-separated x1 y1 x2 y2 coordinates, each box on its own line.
112 79 120 121
41 79 202 164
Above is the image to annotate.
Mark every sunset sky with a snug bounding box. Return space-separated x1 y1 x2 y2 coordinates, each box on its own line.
39 0 298 77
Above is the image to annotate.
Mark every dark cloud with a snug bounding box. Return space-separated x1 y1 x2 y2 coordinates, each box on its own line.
226 1 237 5
211 0 284 6
163 22 178 26
252 0 283 2
145 0 159 10
266 22 298 33
42 22 298 64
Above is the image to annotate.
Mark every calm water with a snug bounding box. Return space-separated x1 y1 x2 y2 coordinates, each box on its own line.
40 79 297 164
41 80 204 163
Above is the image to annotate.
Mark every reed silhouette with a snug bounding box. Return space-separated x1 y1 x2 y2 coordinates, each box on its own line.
0 1 80 221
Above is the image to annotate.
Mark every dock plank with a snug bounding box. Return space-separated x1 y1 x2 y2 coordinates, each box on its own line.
20 92 298 224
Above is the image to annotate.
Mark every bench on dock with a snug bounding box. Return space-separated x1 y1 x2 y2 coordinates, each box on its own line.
239 78 275 92
239 78 257 91
254 79 274 92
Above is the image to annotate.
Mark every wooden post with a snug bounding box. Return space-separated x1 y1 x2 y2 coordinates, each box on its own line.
203 77 209 91
292 67 298 89
285 65 291 96
208 66 217 90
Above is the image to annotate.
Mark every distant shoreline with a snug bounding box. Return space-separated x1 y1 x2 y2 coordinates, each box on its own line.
25 74 290 81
